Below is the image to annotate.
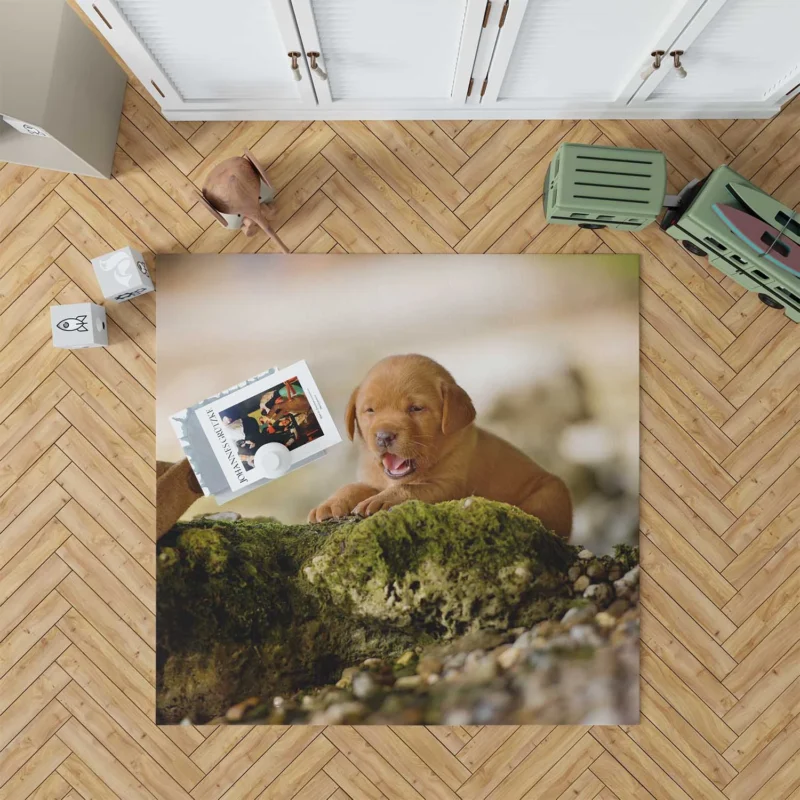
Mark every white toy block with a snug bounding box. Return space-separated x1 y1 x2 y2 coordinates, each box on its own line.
51 303 107 349
91 246 154 302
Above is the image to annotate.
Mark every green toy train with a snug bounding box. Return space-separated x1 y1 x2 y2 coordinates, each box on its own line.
544 143 800 323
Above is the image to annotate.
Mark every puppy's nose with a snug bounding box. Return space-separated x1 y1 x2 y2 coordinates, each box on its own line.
376 430 396 448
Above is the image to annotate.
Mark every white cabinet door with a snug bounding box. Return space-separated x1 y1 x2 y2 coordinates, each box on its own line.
479 0 706 111
76 0 316 113
631 0 800 111
289 0 486 109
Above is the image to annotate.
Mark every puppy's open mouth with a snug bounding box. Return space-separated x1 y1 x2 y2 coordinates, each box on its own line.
382 453 416 479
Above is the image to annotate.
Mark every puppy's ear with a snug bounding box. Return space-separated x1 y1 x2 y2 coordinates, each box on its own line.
441 381 476 435
345 385 360 441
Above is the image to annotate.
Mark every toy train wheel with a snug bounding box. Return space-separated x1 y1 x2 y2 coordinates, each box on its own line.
758 293 784 310
578 223 606 229
682 240 707 257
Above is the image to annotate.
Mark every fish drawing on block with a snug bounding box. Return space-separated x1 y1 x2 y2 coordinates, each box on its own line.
57 315 89 332
712 203 800 276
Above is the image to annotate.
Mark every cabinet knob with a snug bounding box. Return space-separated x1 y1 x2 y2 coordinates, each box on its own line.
288 52 302 81
307 52 328 81
670 50 687 79
640 50 665 81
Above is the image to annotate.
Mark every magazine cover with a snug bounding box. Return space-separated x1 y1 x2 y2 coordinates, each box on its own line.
156 254 640 726
171 361 341 499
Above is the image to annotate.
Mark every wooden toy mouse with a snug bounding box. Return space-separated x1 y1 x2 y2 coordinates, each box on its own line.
198 149 289 253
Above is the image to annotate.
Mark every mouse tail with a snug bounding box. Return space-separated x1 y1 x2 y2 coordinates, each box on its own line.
255 213 290 253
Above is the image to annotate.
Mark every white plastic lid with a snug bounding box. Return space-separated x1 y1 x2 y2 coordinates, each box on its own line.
253 442 292 479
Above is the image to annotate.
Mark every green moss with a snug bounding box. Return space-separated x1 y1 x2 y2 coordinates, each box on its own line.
156 498 580 723
612 543 639 572
304 499 576 636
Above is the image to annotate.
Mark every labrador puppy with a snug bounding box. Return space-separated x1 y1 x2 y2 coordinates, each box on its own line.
308 355 572 538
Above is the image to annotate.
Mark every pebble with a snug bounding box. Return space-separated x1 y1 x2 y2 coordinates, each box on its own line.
352 672 378 699
311 701 366 725
225 697 259 721
573 575 591 592
395 650 417 667
578 549 594 560
336 667 359 689
620 565 640 587
613 580 631 599
569 624 603 647
586 561 607 580
568 565 583 582
498 646 521 670
464 650 486 671
562 603 598 625
607 599 630 618
547 633 579 651
444 652 466 670
417 655 444 676
534 621 560 638
584 582 613 606
395 675 423 690
513 630 534 649
467 659 498 683
594 612 617 629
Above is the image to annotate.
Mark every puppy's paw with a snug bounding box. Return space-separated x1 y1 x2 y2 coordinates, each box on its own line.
353 493 401 518
308 498 353 523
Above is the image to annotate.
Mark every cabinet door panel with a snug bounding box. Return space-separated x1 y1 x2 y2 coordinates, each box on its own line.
292 0 484 107
488 0 694 104
77 0 315 110
646 0 800 103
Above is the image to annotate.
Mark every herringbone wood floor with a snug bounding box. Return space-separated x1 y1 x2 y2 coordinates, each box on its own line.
2 62 800 800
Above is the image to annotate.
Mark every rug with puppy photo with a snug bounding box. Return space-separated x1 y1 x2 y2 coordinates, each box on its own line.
155 254 640 726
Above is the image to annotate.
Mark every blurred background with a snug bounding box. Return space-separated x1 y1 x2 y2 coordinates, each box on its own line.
157 254 639 554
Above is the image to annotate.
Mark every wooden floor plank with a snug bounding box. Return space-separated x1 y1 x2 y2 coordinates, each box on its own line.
641 613 737 721
400 121 470 174
639 682 736 790
56 571 155 684
57 752 122 800
121 85 202 175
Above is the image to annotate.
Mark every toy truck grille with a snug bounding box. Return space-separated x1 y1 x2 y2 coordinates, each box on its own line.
544 143 667 231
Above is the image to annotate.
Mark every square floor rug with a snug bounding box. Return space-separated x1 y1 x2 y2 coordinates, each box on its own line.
155 254 640 725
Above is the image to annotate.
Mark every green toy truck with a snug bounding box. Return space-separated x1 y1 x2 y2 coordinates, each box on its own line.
544 143 800 323
660 166 800 322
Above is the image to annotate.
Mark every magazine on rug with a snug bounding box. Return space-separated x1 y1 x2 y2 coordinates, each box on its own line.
170 360 341 502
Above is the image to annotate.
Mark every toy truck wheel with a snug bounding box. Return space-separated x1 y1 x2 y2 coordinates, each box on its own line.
682 240 707 257
578 223 606 229
758 293 784 310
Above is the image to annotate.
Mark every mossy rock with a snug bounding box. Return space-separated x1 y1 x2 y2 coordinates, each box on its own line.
156 498 578 723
